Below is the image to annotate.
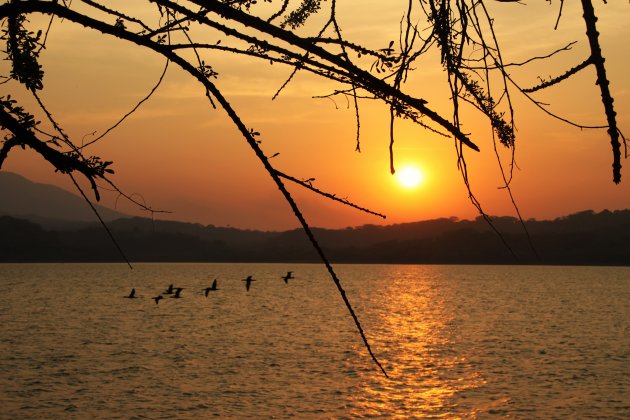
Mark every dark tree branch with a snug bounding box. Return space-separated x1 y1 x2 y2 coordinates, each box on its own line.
581 0 622 183
0 104 105 200
184 0 480 151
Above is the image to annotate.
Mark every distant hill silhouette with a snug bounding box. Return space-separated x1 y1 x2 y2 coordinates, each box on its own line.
0 172 128 228
1 171 629 265
1 210 629 265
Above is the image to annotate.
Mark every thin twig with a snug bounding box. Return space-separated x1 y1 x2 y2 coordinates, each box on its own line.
275 169 386 219
81 58 170 149
69 173 133 268
523 57 591 93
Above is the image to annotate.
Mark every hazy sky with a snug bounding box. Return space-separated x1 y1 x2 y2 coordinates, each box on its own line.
3 1 629 230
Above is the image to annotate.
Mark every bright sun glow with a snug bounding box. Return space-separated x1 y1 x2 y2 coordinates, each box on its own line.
396 165 424 189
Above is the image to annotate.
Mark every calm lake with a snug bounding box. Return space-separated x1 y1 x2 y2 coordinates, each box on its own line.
1 263 628 419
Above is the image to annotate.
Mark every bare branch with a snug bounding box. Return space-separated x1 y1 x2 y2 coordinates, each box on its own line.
275 169 386 219
523 57 591 93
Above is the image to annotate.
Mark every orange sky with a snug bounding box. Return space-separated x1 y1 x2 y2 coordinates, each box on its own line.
2 1 629 230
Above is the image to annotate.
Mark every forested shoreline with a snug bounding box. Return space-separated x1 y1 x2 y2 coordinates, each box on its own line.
2 209 629 265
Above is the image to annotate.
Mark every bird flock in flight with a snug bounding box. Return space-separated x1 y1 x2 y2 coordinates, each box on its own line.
124 271 295 304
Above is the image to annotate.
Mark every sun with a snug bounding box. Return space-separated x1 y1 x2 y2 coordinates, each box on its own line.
396 165 424 189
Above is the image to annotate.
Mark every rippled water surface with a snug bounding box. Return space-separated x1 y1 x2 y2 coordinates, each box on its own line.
1 263 629 419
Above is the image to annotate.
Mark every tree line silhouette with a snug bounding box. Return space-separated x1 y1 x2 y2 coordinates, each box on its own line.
2 209 629 266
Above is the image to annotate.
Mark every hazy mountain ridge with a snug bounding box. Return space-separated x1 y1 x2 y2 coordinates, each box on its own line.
1 171 629 264
0 171 128 225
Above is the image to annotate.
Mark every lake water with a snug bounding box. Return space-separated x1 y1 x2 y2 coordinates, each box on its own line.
1 263 628 419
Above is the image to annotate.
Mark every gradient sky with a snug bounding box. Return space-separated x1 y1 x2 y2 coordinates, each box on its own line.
3 1 629 230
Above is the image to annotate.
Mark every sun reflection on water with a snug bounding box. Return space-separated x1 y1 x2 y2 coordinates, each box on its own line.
339 265 487 418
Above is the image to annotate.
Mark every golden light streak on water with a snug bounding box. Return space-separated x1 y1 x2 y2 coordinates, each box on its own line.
1 263 628 418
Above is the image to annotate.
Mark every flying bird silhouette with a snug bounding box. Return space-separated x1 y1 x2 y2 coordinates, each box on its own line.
281 271 294 284
170 287 184 298
153 295 163 304
243 275 255 291
125 288 137 299
203 279 218 296
164 284 175 295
